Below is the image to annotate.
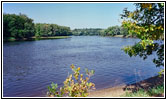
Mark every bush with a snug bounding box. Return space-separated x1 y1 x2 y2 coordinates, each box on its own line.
123 84 164 97
47 64 95 97
148 84 164 96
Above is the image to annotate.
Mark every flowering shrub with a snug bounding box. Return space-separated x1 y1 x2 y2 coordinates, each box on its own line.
47 64 95 97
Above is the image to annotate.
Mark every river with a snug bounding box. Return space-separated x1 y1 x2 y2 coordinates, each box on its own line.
3 36 160 97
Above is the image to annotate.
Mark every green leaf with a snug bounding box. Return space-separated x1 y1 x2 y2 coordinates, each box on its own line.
48 86 51 92
51 82 58 89
161 3 164 6
91 70 95 74
68 86 72 91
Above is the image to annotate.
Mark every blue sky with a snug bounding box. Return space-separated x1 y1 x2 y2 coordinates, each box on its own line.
3 3 135 29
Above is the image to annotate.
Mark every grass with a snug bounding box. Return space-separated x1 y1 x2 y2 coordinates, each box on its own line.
122 84 164 97
148 84 164 96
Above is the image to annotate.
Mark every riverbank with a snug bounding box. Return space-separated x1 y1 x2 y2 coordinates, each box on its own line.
113 35 136 38
3 36 71 42
88 75 164 97
101 35 136 38
31 36 71 40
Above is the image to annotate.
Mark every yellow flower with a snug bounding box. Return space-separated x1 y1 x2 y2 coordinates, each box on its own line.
77 67 80 71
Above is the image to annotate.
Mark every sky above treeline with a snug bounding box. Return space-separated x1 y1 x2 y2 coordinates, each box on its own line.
3 3 136 29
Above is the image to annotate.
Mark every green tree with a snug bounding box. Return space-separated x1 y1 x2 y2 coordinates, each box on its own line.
120 27 129 37
121 3 164 70
72 28 103 36
100 26 128 36
3 13 35 40
34 23 72 37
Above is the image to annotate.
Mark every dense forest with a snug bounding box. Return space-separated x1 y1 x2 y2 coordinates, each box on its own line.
3 13 72 41
35 23 72 37
3 13 129 41
3 13 35 40
99 26 129 36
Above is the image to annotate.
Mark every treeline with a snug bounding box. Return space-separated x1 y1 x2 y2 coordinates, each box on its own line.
35 23 72 37
99 26 129 37
72 28 103 36
72 26 129 37
3 13 72 40
3 13 131 41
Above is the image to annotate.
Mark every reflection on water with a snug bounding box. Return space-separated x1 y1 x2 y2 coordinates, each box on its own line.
3 36 160 97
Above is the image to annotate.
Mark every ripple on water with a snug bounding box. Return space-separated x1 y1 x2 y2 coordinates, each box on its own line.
3 36 160 97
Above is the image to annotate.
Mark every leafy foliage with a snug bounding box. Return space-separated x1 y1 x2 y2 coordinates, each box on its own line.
99 26 129 37
3 13 72 41
148 84 164 96
3 13 129 40
47 64 95 97
3 13 35 40
124 89 150 97
101 26 128 36
121 3 164 67
35 23 72 37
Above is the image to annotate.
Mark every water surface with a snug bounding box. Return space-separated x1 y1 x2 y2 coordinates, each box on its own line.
3 36 160 97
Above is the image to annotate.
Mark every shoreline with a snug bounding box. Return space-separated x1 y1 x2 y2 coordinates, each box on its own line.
113 35 136 38
3 36 71 42
101 35 136 38
3 35 135 42
88 75 164 97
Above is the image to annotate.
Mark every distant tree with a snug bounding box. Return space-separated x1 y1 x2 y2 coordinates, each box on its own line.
121 3 164 69
72 28 103 36
100 26 128 36
34 23 72 37
120 27 129 37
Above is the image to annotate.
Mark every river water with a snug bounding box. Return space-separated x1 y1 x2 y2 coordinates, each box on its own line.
3 36 160 97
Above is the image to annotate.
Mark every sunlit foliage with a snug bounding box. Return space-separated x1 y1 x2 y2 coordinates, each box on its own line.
121 3 164 70
35 23 72 37
47 64 95 97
